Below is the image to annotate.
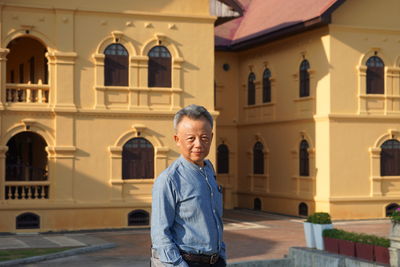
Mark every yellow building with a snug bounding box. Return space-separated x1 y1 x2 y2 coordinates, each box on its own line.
0 0 217 232
215 0 400 219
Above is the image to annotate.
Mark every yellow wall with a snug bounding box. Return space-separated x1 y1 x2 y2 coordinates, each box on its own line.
0 0 216 232
215 0 400 219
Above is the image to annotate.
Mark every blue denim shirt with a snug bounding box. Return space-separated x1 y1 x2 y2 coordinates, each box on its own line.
151 156 226 267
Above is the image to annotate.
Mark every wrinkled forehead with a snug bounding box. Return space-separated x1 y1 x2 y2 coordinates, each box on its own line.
175 116 212 134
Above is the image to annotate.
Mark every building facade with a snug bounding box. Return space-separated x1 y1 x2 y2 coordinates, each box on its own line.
215 0 400 219
0 0 216 232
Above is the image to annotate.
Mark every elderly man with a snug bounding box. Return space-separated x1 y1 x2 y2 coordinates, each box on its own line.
151 104 226 267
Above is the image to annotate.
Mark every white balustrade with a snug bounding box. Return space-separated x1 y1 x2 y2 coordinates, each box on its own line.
6 83 50 103
5 182 50 200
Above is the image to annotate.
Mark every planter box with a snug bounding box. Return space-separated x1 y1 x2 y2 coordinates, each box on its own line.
355 242 374 261
313 223 333 250
323 237 339 254
303 222 315 248
374 245 390 265
338 239 356 257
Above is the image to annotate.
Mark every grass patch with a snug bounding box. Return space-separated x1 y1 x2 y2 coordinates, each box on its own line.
0 247 74 261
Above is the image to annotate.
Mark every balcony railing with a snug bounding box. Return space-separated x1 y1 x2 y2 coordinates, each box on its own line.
6 83 50 103
5 182 50 200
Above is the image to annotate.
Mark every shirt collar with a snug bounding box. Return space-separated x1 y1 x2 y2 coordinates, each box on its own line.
179 155 208 172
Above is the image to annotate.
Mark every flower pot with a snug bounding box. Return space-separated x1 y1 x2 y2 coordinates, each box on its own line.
303 222 315 248
391 222 400 238
355 242 374 261
323 237 339 254
338 239 356 257
313 223 333 250
374 245 390 265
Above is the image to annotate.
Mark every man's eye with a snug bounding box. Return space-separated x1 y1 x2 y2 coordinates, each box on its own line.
201 136 209 141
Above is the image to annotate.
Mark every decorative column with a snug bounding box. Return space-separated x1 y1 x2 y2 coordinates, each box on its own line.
0 146 8 202
172 57 184 110
92 53 106 109
109 146 123 202
369 147 382 196
137 56 149 109
0 48 9 108
46 146 76 202
130 56 147 108
47 51 77 111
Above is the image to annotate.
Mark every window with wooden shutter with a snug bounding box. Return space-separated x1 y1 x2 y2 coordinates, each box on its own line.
122 138 154 179
104 44 129 86
253 142 264 174
366 56 384 94
299 140 309 176
148 46 171 87
263 68 271 103
248 72 256 105
381 139 400 176
217 144 229 174
299 60 310 97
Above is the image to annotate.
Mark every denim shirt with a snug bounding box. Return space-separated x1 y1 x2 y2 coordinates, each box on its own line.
151 156 226 267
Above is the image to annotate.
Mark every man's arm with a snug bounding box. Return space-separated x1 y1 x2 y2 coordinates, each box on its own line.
151 176 188 267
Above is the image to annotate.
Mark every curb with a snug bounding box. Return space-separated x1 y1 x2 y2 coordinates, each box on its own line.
0 243 117 266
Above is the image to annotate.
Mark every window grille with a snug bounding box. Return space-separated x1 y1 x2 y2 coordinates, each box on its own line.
122 138 154 179
217 144 229 174
263 69 271 103
299 60 310 97
148 46 171 87
128 210 149 226
104 43 129 86
366 56 384 94
247 72 256 105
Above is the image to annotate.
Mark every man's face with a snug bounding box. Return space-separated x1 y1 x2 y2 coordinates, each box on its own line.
174 116 213 167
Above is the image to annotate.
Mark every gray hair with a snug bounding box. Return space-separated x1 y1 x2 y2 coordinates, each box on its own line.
173 104 213 131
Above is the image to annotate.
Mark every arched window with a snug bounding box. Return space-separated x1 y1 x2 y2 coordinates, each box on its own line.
128 210 149 226
16 212 40 229
6 132 48 181
299 202 308 216
299 140 309 176
263 69 271 103
381 139 400 176
366 56 384 94
254 198 261 211
248 72 256 105
148 46 171 87
299 60 310 97
104 43 129 86
122 138 154 179
386 203 399 217
253 142 264 174
217 144 229 174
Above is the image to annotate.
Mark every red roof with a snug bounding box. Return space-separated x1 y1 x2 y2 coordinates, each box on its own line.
215 0 344 49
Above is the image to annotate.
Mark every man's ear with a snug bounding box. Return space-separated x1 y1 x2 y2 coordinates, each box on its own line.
174 134 180 145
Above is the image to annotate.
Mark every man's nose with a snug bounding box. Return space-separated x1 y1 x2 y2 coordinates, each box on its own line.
193 137 202 147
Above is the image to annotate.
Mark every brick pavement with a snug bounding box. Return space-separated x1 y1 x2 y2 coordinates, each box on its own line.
3 209 390 266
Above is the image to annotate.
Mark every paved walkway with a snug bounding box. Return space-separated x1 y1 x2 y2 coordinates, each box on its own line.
0 209 391 266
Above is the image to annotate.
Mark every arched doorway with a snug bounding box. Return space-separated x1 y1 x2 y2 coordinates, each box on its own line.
5 132 49 199
6 37 49 103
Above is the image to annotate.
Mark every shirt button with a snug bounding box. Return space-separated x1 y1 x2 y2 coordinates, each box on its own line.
213 209 216 213
211 193 214 197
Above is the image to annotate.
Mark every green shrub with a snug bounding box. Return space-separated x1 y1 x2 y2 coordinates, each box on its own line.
323 228 390 247
310 212 332 224
323 228 344 238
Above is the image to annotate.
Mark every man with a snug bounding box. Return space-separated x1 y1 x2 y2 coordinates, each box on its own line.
151 104 226 267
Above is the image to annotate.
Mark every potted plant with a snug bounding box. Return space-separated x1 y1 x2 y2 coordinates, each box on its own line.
338 230 357 257
303 214 316 248
374 236 390 265
323 228 342 254
390 207 400 237
355 233 374 261
311 212 333 250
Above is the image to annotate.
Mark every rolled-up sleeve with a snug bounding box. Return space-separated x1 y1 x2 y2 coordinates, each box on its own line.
151 175 188 267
